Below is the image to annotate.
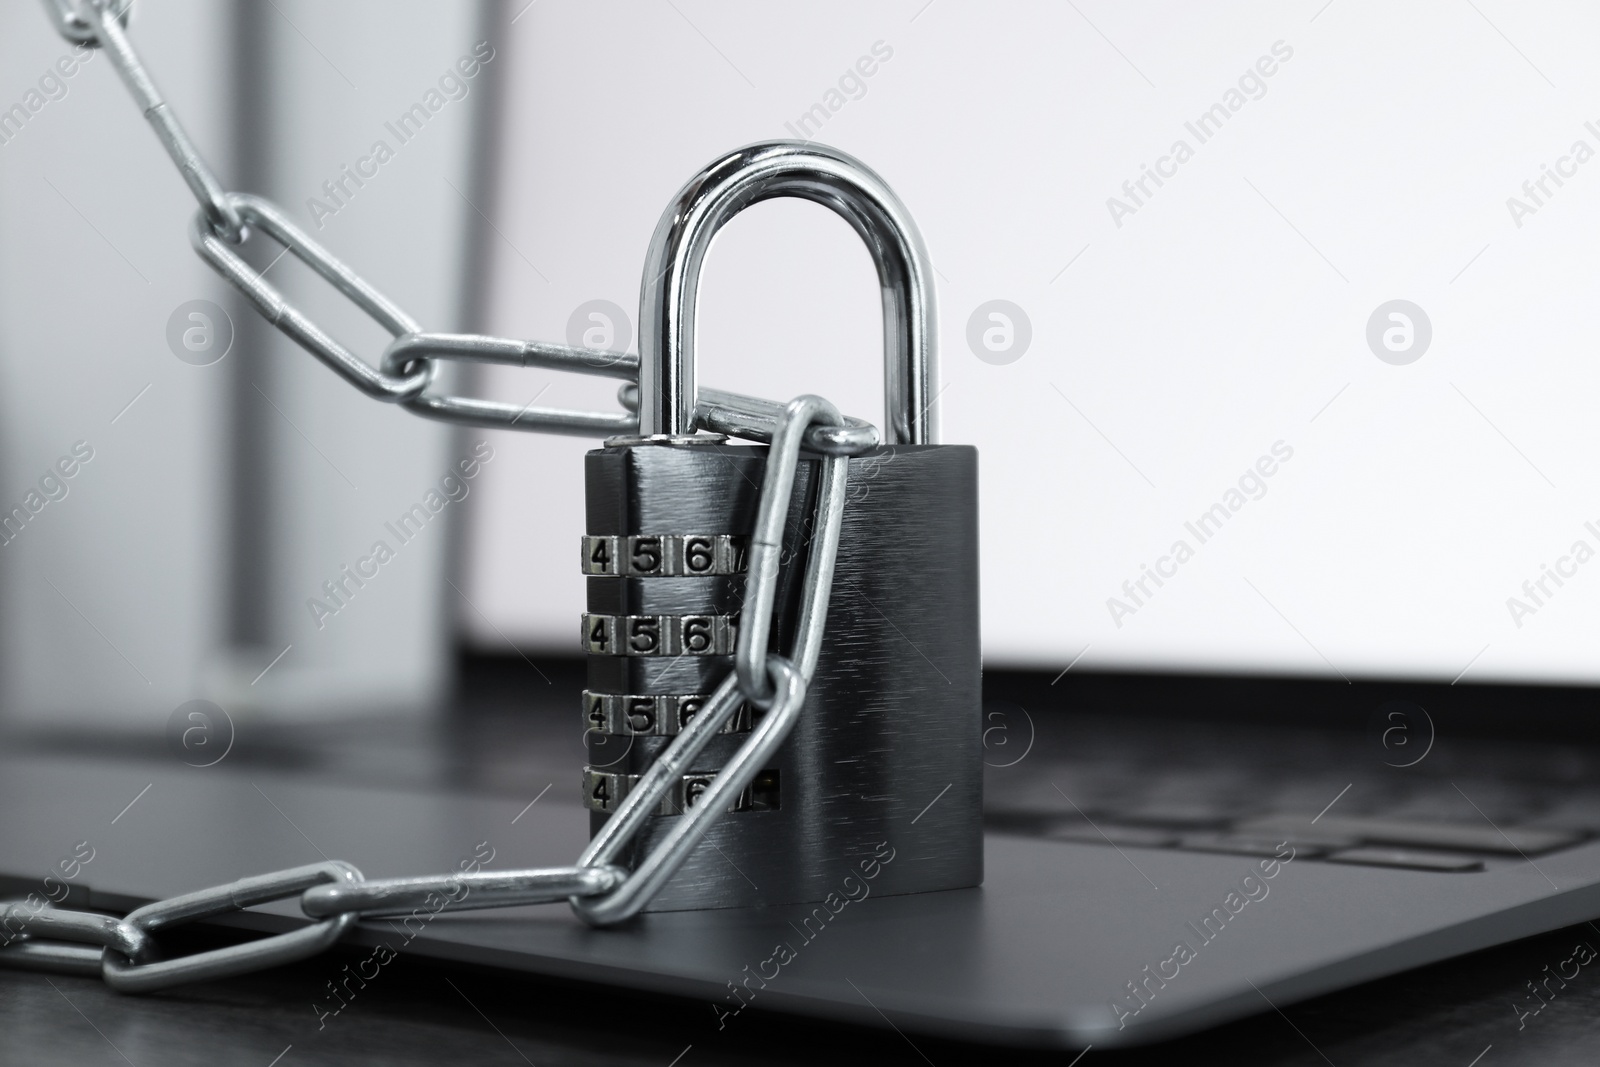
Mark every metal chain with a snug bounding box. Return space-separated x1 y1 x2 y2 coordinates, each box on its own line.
0 393 860 989
39 0 881 453
7 0 881 992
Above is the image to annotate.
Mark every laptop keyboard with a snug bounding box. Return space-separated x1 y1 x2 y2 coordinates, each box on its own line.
982 710 1599 873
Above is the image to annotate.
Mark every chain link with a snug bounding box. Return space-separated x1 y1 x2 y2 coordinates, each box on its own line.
191 194 433 400
80 0 246 242
10 0 884 992
378 331 638 436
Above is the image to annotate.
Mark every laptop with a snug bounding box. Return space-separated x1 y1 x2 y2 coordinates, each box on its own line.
6 660 1600 1051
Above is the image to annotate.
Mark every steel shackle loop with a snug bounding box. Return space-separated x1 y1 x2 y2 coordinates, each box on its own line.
638 141 939 445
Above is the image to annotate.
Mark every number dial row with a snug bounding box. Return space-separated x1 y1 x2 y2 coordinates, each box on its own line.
582 534 748 577
581 613 737 657
582 767 759 815
584 691 752 736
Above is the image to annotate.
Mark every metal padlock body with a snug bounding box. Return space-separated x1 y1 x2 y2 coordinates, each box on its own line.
584 438 981 911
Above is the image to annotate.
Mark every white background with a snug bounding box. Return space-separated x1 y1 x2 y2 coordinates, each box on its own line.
463 0 1600 686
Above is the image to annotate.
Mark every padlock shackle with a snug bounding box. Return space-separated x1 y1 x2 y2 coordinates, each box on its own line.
638 141 938 445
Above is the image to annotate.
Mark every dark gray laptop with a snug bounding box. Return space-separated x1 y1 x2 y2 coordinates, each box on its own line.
6 676 1599 1051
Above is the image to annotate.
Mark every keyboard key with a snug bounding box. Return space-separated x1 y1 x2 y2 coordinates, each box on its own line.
1112 802 1234 827
1179 834 1338 859
1047 824 1178 849
1324 847 1485 873
1525 795 1600 832
1233 815 1581 856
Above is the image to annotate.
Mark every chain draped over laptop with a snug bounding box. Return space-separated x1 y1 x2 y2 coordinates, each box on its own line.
0 397 852 990
0 0 882 991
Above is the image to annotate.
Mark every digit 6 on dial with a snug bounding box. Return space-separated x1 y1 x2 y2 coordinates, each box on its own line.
683 535 714 574
681 615 714 654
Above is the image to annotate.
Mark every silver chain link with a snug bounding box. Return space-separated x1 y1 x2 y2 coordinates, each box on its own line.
6 0 880 992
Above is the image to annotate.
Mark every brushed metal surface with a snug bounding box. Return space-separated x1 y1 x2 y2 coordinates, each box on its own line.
584 440 982 910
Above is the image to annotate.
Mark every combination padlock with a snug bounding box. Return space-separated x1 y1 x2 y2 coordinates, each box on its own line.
581 141 982 912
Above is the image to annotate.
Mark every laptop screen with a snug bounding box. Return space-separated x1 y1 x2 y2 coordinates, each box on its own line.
464 1 1594 686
